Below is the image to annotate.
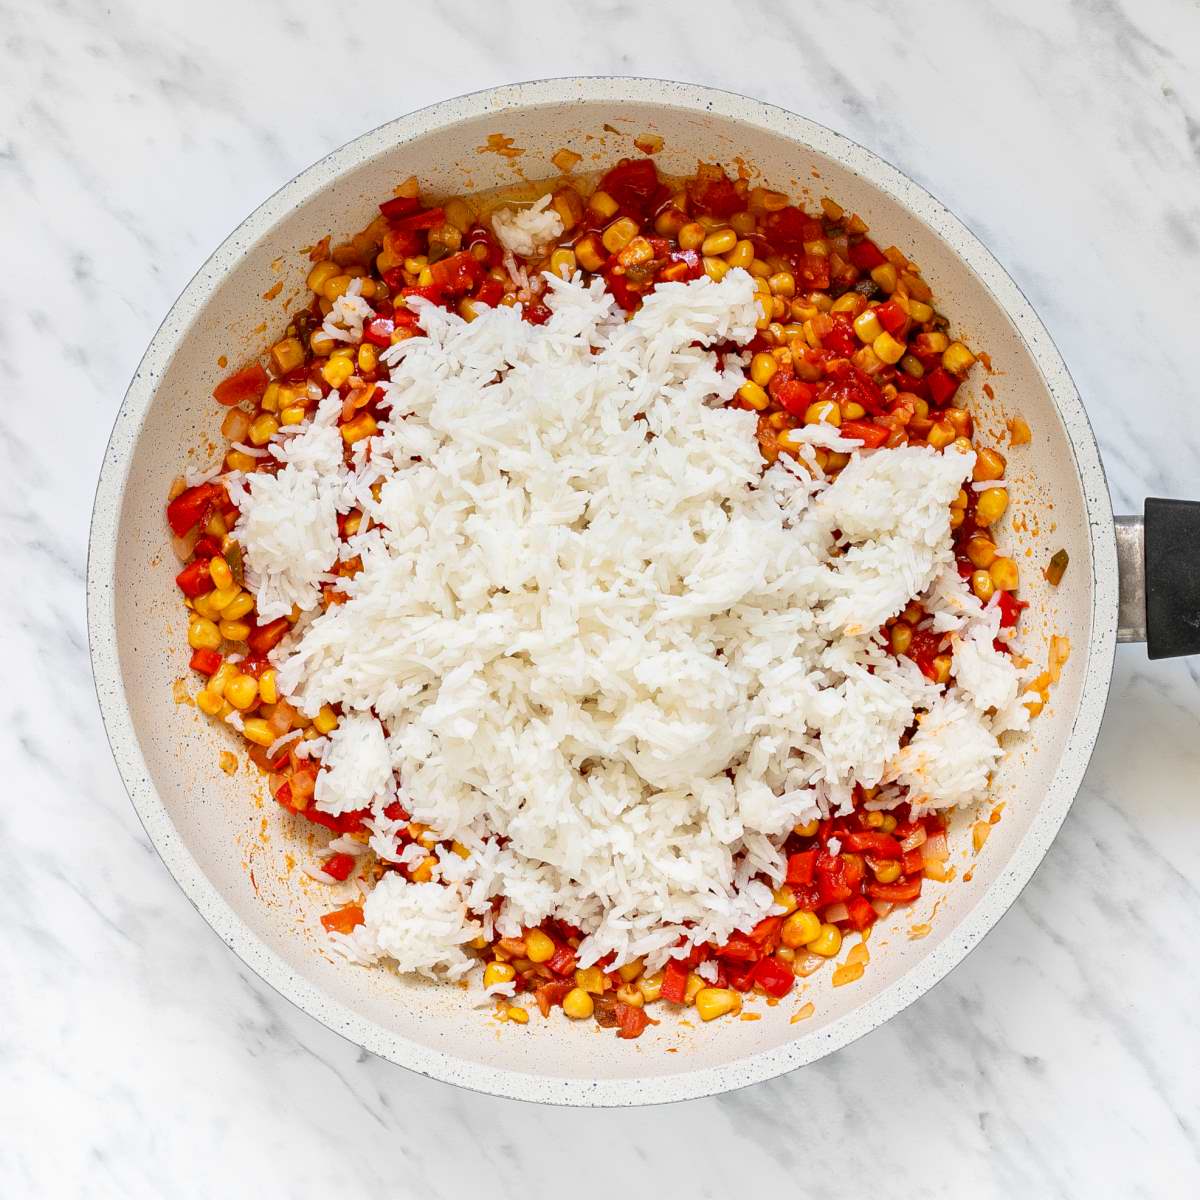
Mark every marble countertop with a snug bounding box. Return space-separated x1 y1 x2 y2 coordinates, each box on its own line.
6 0 1200 1194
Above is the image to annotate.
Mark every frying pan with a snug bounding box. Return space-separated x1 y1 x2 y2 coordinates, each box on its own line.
87 78 1200 1106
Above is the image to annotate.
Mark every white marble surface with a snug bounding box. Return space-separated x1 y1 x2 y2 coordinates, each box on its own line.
5 0 1200 1194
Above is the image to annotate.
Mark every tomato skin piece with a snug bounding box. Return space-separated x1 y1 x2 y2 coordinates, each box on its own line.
865 877 923 903
614 1000 650 1039
840 420 888 448
841 831 903 859
247 616 290 656
753 955 795 998
546 944 578 977
175 558 212 598
322 853 357 881
213 362 270 407
660 959 689 1004
786 849 817 885
320 904 364 934
599 157 660 216
844 894 878 932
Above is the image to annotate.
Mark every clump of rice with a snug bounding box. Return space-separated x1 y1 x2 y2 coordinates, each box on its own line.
233 269 1025 976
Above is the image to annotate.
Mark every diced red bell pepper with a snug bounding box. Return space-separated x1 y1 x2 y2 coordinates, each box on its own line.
546 944 578 977
759 206 812 248
686 168 742 218
848 239 887 271
320 904 364 934
753 955 795 998
839 420 888 449
213 362 270 407
322 853 357 882
726 961 757 992
660 248 703 283
902 848 927 876
820 313 858 355
771 377 816 417
866 877 923 903
997 590 1026 628
926 367 961 407
841 831 903 859
906 627 943 679
600 157 661 217
387 206 445 232
175 558 212 598
362 315 395 346
192 534 223 560
874 300 908 335
614 1000 650 1039
473 277 504 307
661 959 690 1004
378 194 421 219
247 616 290 656
188 647 222 676
382 800 408 821
166 482 222 537
786 849 817 886
717 932 761 963
429 250 483 296
401 283 447 309
306 806 369 834
522 299 551 325
845 894 879 932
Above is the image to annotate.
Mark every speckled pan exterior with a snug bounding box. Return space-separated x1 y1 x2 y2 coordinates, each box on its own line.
87 78 1118 1107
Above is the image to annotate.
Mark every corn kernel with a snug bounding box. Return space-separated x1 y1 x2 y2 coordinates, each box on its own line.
573 234 605 272
187 617 221 651
966 534 997 568
562 988 594 1019
588 189 619 220
280 404 307 427
507 1005 529 1025
873 331 906 365
218 619 251 642
209 584 240 612
224 673 258 710
782 910 822 949
870 263 898 293
356 343 378 373
767 271 796 298
726 238 755 269
483 961 515 988
196 689 224 716
306 261 340 294
973 447 1007 481
638 972 664 1003
931 654 953 684
701 228 737 256
225 450 258 472
270 337 304 374
738 380 769 410
221 591 254 621
601 216 639 254
703 256 729 282
248 413 279 446
615 984 644 1008
853 309 883 343
617 958 644 983
258 669 278 705
574 966 606 995
943 341 977 376
874 860 902 884
525 928 555 963
313 705 338 734
804 400 841 427
772 885 798 915
684 972 706 1004
990 556 1019 590
807 923 843 957
242 718 274 746
322 357 355 389
890 621 913 655
321 274 354 303
207 556 232 591
841 401 866 420
695 988 741 1022
975 487 1009 527
341 413 378 445
927 421 955 450
749 352 778 388
971 569 995 602
794 818 819 838
677 222 706 251
549 248 577 279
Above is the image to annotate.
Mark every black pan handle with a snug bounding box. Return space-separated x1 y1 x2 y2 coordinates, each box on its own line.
1117 499 1200 659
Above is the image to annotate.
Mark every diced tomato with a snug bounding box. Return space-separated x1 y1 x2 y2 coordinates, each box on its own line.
841 831 903 859
753 955 795 998
400 283 447 309
473 277 504 307
786 849 817 886
660 248 703 282
874 300 908 335
902 848 926 876
599 157 660 216
305 806 368 834
820 313 858 355
759 206 814 248
844 895 879 932
174 558 212 597
429 250 482 295
771 377 816 417
866 877 923 903
522 299 552 325
382 800 408 821
848 239 887 271
796 252 831 290
213 362 270 407
926 367 961 407
661 959 690 1004
533 980 574 1018
192 534 222 560
906 627 943 679
320 904 364 934
378 194 421 219
546 944 578 977
840 420 888 448
247 616 290 656
997 590 1027 628
322 853 357 881
686 168 742 218
166 482 222 537
614 1000 651 1039
362 315 395 346
188 647 222 676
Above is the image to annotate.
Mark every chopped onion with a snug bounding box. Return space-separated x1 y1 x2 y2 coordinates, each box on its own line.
823 902 849 923
922 831 949 864
221 408 252 442
900 827 927 853
870 899 894 917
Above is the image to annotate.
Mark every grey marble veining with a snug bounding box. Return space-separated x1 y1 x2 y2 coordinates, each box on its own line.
4 0 1199 1195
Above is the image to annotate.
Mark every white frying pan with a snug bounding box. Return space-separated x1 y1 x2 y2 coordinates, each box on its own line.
87 78 1198 1106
